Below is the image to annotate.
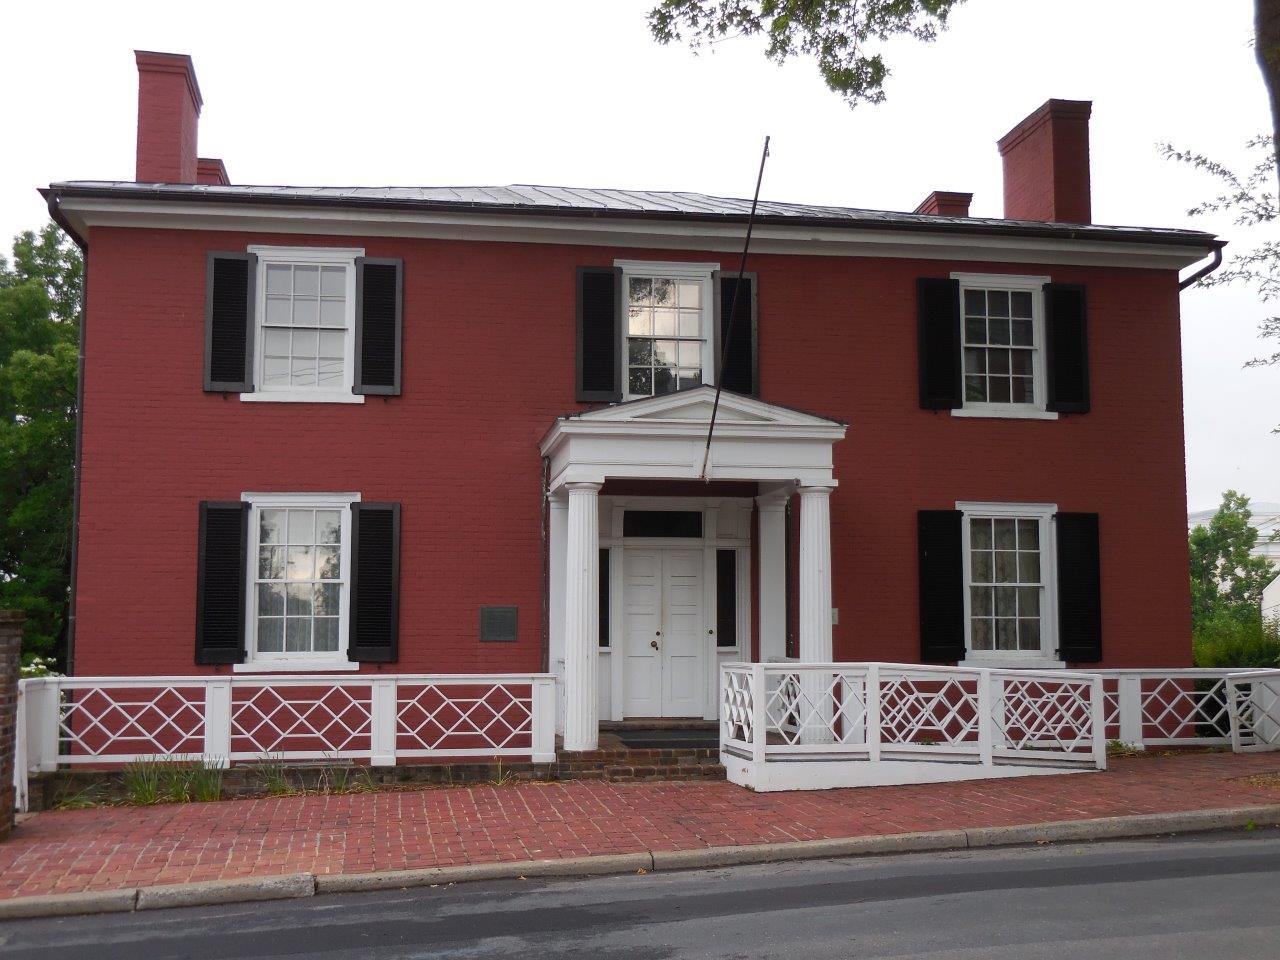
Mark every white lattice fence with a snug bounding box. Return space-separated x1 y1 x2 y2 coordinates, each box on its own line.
21 674 556 772
1228 670 1280 753
1095 671 1239 747
993 672 1102 762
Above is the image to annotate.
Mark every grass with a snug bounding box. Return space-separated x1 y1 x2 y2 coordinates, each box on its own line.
1106 739 1148 758
250 754 296 796
122 757 224 804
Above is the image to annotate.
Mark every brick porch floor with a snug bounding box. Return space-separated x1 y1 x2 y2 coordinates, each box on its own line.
2 751 1278 900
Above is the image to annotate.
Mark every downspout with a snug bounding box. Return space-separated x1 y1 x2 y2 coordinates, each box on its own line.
540 455 550 674
45 192 87 676
1178 243 1225 290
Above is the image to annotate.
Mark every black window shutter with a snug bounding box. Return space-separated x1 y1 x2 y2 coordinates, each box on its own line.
1044 283 1090 413
917 278 962 409
918 509 966 663
204 253 256 392
196 501 248 664
349 502 401 662
354 258 403 395
713 271 758 397
576 266 622 402
1055 512 1102 662
598 548 610 648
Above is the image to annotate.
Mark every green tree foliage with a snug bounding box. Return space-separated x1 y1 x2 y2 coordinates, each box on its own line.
1193 609 1280 669
648 0 963 108
1188 491 1276 629
0 223 82 660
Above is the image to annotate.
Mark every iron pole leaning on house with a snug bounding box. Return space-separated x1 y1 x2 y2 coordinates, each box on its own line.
698 136 771 482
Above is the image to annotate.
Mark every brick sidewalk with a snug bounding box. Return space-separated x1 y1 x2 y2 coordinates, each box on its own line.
2 751 1278 900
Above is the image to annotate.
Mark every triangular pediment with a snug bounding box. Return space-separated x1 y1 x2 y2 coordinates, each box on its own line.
569 386 843 428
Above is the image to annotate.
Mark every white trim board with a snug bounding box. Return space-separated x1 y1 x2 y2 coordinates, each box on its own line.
55 197 1214 271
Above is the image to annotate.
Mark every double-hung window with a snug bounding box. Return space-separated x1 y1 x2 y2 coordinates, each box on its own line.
242 492 359 670
954 273 1054 419
619 261 715 400
245 246 364 404
959 502 1058 665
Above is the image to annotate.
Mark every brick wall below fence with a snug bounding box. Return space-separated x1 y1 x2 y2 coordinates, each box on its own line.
0 612 23 839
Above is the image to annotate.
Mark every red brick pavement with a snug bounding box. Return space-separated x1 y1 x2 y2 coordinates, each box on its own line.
2 751 1278 900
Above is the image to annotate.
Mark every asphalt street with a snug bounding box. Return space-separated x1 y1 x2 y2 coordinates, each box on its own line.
2 829 1278 959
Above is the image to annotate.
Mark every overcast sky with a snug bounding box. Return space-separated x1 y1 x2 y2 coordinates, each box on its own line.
1 0 1274 511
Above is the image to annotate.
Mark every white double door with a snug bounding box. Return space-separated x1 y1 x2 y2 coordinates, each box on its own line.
623 547 706 718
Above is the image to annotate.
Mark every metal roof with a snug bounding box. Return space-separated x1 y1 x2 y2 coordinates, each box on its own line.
44 181 1220 249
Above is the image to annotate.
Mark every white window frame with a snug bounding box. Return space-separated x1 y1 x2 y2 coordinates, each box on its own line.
241 246 366 405
950 272 1058 421
957 500 1063 669
236 491 361 673
615 260 719 402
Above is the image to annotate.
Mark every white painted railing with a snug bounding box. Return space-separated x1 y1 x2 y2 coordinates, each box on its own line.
20 673 557 776
1227 669 1280 752
721 662 1105 791
1093 669 1273 748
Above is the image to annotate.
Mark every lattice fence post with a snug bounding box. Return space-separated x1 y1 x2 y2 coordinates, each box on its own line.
0 611 24 837
1118 676 1143 748
202 679 232 769
865 664 881 762
751 663 767 766
977 670 995 766
370 679 397 767
1090 675 1108 769
530 676 557 763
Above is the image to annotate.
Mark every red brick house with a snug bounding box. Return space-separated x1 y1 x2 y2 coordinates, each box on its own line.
43 52 1221 752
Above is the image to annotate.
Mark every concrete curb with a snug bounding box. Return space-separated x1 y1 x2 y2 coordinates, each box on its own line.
2 804 1279 920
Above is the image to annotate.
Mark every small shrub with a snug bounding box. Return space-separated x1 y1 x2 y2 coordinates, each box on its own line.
1107 739 1146 758
251 754 295 796
1193 612 1280 669
122 759 165 805
20 656 61 679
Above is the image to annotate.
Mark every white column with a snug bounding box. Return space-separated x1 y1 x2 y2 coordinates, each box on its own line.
548 494 568 736
798 485 834 744
562 481 602 752
756 493 788 663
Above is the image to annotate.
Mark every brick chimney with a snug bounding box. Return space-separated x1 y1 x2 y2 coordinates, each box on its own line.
913 191 973 218
135 50 202 184
997 99 1092 224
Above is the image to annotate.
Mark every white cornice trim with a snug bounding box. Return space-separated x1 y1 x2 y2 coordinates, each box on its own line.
58 197 1213 270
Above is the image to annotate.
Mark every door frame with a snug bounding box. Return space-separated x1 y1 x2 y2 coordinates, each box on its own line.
601 496 752 721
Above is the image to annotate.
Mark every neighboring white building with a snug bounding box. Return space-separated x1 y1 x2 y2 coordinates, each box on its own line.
1188 501 1280 620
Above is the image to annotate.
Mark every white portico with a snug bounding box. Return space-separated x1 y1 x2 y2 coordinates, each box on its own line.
540 387 847 751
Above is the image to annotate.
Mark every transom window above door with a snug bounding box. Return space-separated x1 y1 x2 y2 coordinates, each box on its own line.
619 261 715 400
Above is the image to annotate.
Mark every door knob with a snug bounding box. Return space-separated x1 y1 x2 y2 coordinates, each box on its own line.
650 639 660 650
655 630 662 636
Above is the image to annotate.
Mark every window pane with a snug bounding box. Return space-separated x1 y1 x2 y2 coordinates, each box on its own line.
989 377 1011 403
629 367 652 396
292 298 318 325
970 586 992 616
1016 519 1039 549
678 372 702 391
316 510 342 545
653 308 677 336
678 341 701 366
1011 291 1033 318
1017 586 1040 617
1018 551 1041 583
629 277 652 304
1018 618 1040 651
263 358 289 387
266 264 291 295
320 266 345 297
994 551 1017 583
964 348 986 373
993 518 1016 549
290 358 316 387
258 583 284 616
1010 349 1033 376
989 349 1010 375
995 619 1017 650
286 582 313 615
988 318 1010 345
652 279 675 304
260 510 285 544
315 582 341 616
292 329 319 359
317 359 343 387
314 617 339 652
264 328 291 356
266 298 291 325
971 618 993 650
678 310 700 337
971 550 993 582
318 330 344 360
288 510 314 544
315 546 341 580
1011 318 1033 346
319 299 345 327
258 547 284 580
995 585 1016 617
293 265 319 296
653 367 676 396
964 317 986 343
987 290 1010 317
257 617 284 652
970 519 992 549
964 290 985 315
628 339 653 364
653 340 678 365
1010 377 1034 403
628 308 651 336
285 618 311 652
965 375 986 402
286 545 314 580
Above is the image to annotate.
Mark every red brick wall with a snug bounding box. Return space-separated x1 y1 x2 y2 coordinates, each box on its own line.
999 101 1091 224
135 53 200 184
74 226 1191 676
0 612 21 837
